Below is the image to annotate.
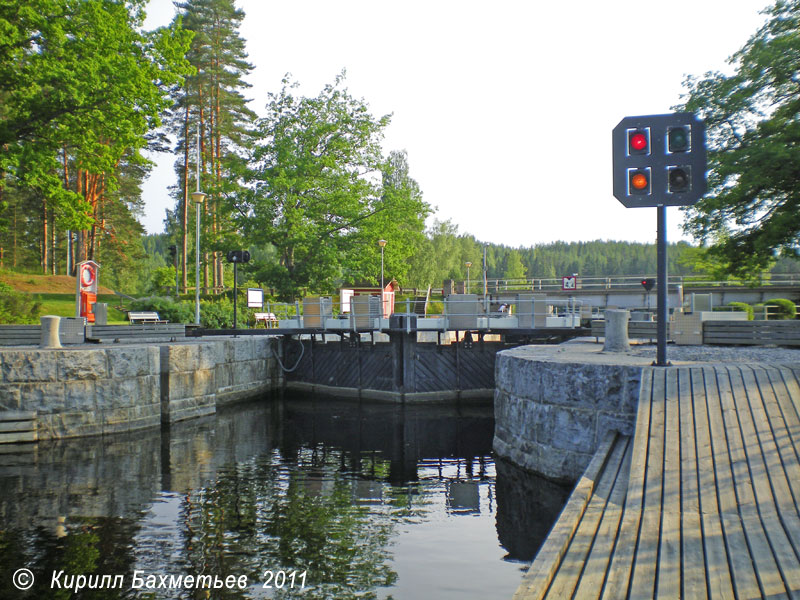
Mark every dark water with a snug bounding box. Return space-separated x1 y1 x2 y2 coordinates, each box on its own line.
0 395 571 599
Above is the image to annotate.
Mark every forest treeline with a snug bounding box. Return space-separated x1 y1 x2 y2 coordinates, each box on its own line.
2 0 800 301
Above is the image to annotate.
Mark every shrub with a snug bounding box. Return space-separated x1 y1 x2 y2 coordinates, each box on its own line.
130 296 194 324
0 283 42 324
198 297 235 329
764 298 797 320
727 301 754 320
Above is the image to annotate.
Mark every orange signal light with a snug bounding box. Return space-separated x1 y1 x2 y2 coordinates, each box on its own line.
631 173 648 190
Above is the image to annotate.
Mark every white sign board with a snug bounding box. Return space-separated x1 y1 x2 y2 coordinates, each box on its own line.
247 288 264 308
340 289 354 313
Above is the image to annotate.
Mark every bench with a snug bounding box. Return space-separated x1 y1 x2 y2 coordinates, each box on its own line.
86 323 185 343
254 312 278 328
127 311 167 324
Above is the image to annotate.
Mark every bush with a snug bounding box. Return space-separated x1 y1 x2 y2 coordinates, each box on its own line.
198 297 235 329
727 301 754 320
764 298 797 320
0 283 42 324
130 296 194 324
130 295 256 328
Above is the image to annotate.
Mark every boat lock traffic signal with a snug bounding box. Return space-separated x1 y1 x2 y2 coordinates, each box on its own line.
612 113 707 208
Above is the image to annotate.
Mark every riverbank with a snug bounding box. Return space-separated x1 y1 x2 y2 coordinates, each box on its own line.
494 340 800 482
0 337 282 440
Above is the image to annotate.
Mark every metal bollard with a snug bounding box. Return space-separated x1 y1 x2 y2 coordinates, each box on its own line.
40 315 62 349
603 309 630 352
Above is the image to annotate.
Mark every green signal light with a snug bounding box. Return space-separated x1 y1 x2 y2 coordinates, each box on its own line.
668 126 690 153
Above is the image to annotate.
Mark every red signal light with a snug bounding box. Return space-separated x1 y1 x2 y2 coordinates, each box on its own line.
627 129 649 155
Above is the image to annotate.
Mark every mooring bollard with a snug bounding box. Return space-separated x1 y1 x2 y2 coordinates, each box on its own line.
40 315 62 349
603 309 630 352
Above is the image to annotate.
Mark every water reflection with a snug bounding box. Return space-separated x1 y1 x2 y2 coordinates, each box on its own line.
0 395 568 599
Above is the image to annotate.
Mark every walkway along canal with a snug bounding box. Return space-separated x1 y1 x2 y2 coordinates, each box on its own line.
495 344 800 598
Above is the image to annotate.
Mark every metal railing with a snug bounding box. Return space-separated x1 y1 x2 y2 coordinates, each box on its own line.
450 273 800 295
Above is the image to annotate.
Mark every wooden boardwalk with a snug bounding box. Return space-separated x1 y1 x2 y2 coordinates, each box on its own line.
516 364 800 599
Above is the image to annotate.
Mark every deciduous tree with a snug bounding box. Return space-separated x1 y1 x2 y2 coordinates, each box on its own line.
679 0 800 277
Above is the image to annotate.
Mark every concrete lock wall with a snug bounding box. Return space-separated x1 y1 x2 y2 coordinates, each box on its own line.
493 346 642 482
0 338 282 440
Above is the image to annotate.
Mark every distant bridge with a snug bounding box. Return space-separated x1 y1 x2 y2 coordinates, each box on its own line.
457 274 800 312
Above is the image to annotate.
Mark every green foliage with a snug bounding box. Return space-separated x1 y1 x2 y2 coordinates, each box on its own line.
244 73 430 300
130 296 193 324
678 0 800 278
504 250 527 279
0 282 42 324
198 296 235 328
149 266 177 294
130 294 242 328
403 222 705 289
764 298 797 320
727 301 754 320
0 0 193 280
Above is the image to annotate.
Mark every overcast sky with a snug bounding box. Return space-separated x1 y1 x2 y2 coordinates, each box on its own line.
142 0 771 247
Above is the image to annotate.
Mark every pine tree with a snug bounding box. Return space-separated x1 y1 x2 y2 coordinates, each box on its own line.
169 0 256 293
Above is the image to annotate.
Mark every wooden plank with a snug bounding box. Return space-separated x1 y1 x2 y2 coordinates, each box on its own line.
0 430 37 443
0 421 35 433
726 366 787 598
629 367 666 600
752 367 800 516
752 367 800 592
514 431 620 600
737 366 800 589
601 368 653 600
656 367 681 599
775 367 800 462
0 411 37 421
573 436 633 599
693 367 739 598
677 367 708 600
547 434 630 598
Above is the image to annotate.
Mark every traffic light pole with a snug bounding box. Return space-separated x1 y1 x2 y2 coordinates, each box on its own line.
233 262 238 332
656 205 668 366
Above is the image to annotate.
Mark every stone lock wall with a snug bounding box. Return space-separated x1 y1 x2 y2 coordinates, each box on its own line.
0 337 282 440
493 345 643 482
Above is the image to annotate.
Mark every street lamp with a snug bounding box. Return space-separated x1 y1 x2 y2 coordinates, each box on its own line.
192 126 206 326
191 190 206 325
378 239 387 317
483 243 489 313
465 261 472 294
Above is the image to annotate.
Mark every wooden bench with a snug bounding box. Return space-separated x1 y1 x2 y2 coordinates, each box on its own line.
86 323 185 343
254 312 278 328
127 311 167 324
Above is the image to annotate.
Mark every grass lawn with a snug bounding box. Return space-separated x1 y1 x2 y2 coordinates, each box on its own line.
34 293 128 324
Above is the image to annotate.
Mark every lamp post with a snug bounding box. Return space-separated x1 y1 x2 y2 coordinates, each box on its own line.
483 244 489 312
378 239 387 317
192 131 206 326
465 261 472 294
